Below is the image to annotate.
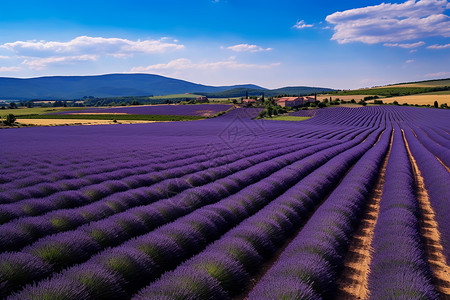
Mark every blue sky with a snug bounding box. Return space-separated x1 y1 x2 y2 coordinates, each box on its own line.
0 0 449 89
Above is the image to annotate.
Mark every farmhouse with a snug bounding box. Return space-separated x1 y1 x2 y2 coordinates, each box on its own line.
243 98 257 105
303 96 316 103
276 97 303 107
196 96 209 103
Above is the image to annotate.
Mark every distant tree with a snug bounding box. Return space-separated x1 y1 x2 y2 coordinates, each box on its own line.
322 98 329 103
273 108 278 116
232 99 237 104
258 110 267 118
5 114 16 125
350 99 356 103
266 105 273 117
245 91 248 99
1 106 5 110
261 92 265 102
318 102 327 108
131 99 141 105
434 100 439 108
393 101 399 105
9 102 17 109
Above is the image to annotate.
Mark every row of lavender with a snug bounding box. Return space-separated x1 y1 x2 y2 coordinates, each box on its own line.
1 106 448 299
0 139 321 252
7 116 385 299
0 135 352 297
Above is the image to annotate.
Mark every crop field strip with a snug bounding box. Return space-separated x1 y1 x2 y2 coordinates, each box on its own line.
6 119 385 299
403 129 450 295
0 135 356 296
1 105 449 299
0 139 328 253
2 116 382 298
334 126 394 299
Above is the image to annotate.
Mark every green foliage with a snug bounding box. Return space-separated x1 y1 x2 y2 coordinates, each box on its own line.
318 102 327 108
331 86 450 97
3 114 16 125
434 100 439 108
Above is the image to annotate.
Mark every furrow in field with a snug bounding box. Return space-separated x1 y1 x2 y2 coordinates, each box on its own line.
334 127 393 300
403 130 450 297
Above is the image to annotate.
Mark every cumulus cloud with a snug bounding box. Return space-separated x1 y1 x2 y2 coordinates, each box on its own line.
0 36 184 70
405 59 415 63
1 36 184 57
0 55 10 59
130 57 280 72
224 44 272 53
384 41 425 48
0 66 21 72
22 55 98 70
427 43 450 49
326 0 450 44
293 20 314 29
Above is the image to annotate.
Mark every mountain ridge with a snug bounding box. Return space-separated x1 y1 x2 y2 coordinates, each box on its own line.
0 73 334 100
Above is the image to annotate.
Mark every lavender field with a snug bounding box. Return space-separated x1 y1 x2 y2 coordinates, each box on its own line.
1 106 449 299
50 104 234 116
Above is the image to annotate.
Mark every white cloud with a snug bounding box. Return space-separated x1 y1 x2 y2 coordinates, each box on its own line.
0 55 10 59
0 36 184 70
0 66 21 72
384 41 425 48
326 0 450 44
405 59 415 63
224 44 272 53
1 36 184 58
130 57 280 72
427 43 450 49
293 20 314 29
22 55 98 70
425 71 450 77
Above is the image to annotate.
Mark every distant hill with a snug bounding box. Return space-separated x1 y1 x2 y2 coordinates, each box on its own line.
0 74 264 100
201 86 335 98
383 78 450 88
330 78 450 97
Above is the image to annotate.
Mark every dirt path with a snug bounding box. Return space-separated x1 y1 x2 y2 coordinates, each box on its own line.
403 130 450 298
334 128 393 300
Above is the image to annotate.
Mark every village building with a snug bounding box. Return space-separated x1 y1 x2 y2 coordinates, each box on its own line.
196 96 209 103
276 97 303 107
243 98 257 105
302 96 316 103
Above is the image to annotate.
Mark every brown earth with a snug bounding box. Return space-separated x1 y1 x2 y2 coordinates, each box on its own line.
403 130 450 298
334 128 393 300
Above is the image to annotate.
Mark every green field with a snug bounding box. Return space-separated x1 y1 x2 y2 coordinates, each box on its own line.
17 114 205 122
386 78 450 88
266 116 311 121
0 107 86 118
419 90 450 95
331 86 450 97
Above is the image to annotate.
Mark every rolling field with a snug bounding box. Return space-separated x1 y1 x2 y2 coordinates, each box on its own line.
50 104 234 117
0 106 449 299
